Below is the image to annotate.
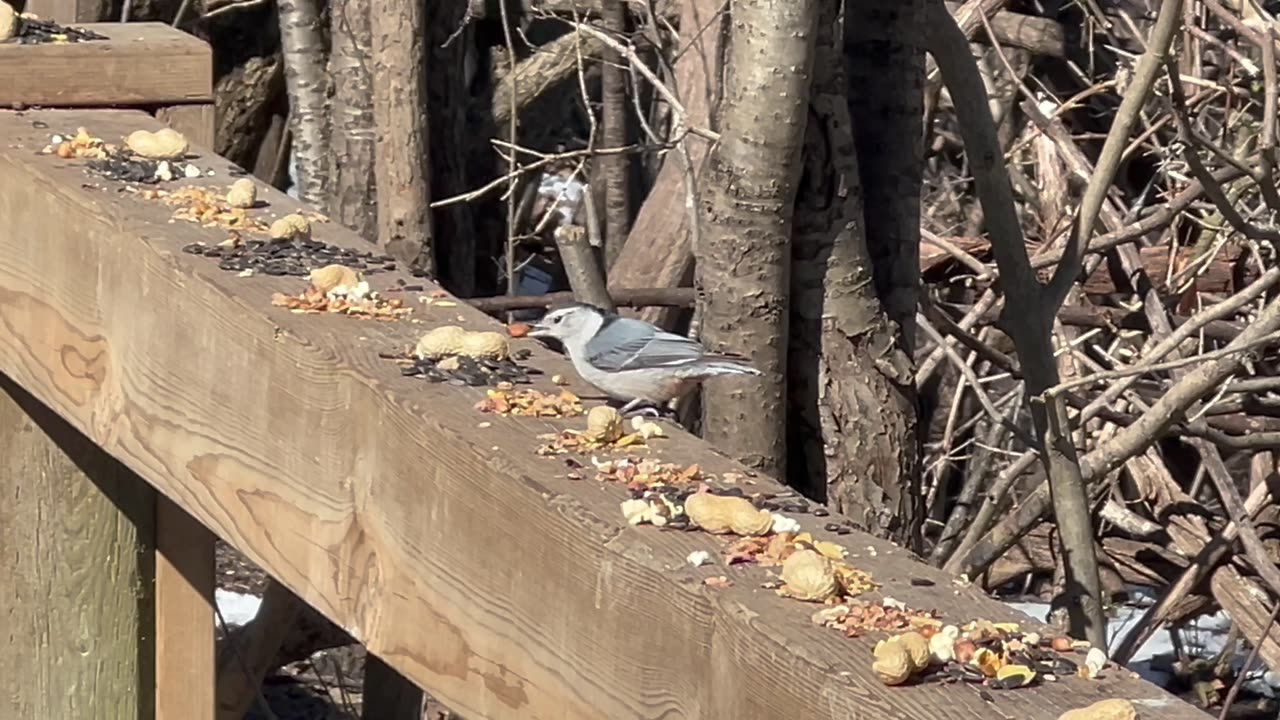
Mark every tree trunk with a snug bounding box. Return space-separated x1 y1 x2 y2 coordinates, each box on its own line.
789 0 922 549
599 0 633 269
277 0 329 206
605 0 724 328
845 0 927 352
328 0 377 241
371 0 434 273
697 0 818 477
428 0 482 296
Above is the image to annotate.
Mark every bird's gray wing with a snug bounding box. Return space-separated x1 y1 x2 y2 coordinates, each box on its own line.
585 317 706 371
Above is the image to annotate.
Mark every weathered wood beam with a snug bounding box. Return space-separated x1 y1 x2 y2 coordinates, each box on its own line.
0 108 1202 720
0 375 156 718
0 23 212 107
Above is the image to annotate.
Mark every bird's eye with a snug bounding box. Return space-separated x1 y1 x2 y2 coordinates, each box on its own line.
553 316 562 324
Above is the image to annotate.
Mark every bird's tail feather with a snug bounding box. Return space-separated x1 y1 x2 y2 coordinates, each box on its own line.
693 354 762 377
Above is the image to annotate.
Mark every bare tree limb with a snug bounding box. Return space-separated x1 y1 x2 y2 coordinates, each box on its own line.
926 0 1106 646
554 225 615 311
1042 0 1185 315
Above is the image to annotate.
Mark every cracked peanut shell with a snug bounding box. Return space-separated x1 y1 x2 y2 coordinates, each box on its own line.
125 128 189 159
683 493 772 536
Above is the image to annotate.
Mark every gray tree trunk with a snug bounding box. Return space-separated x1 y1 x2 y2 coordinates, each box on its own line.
428 0 482 295
789 0 923 550
371 0 434 273
697 0 819 478
277 0 329 206
600 0 633 269
328 0 377 241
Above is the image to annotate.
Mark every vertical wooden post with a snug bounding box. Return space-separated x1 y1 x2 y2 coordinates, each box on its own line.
155 497 216 720
0 374 155 719
155 104 217 149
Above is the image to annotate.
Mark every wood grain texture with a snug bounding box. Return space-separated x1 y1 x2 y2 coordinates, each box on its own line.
0 109 1205 720
155 103 217 148
0 24 211 107
16 0 110 23
156 496 216 720
0 374 156 720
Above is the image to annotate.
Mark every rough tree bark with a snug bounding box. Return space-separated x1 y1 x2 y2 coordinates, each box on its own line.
789 0 922 549
277 0 329 206
328 0 377 240
697 0 818 477
845 0 927 351
840 0 926 544
428 0 482 296
600 0 633 269
371 0 434 273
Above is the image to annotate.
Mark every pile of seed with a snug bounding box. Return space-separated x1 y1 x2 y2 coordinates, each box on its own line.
182 238 410 278
13 18 108 44
398 351 536 387
624 485 696 530
738 489 859 534
87 154 202 184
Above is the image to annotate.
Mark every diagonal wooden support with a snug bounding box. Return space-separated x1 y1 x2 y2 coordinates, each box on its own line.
0 108 1206 720
157 497 216 720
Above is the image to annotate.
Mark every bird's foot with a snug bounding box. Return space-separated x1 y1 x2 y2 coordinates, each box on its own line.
616 399 674 419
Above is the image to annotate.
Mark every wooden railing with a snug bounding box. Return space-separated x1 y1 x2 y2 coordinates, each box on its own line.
0 21 1206 720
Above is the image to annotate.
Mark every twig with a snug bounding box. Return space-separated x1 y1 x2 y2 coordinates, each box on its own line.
1112 478 1274 665
927 0 1107 647
1048 331 1280 396
1195 436 1280 599
1218 601 1280 720
467 287 692 312
921 228 993 280
1166 58 1280 242
957 294 1280 582
919 315 1037 446
1043 0 1185 315
553 225 615 311
499 0 520 302
567 21 720 142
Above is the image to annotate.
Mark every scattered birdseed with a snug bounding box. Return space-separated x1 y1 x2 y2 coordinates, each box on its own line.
395 353 532 387
87 155 204 184
271 284 409 320
180 237 394 278
592 457 703 489
813 599 940 638
536 414 665 455
474 388 584 417
11 16 108 44
40 128 204 183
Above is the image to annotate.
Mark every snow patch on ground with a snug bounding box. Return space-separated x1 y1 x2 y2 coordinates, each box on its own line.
286 153 299 200
215 589 263 627
1004 595 1280 697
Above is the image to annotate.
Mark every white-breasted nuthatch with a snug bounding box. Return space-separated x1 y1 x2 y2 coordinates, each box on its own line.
528 303 761 414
